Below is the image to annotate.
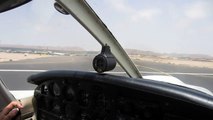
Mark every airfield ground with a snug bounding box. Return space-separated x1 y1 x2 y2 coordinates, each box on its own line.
0 52 51 62
0 52 213 91
131 55 213 69
1 52 213 69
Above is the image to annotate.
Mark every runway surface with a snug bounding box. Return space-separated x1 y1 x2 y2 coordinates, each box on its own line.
0 56 213 92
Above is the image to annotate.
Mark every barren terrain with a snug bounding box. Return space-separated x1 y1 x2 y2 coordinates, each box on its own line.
131 55 213 69
0 52 51 62
1 52 213 69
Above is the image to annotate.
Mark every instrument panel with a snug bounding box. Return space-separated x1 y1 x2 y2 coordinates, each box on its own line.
28 71 213 120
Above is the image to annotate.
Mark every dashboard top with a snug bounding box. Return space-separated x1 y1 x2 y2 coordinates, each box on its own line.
28 70 213 110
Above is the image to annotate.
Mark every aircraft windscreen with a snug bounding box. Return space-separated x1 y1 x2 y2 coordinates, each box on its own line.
0 0 213 94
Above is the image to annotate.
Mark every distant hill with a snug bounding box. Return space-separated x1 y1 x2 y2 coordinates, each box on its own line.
125 49 160 56
0 44 212 60
0 44 85 51
125 48 213 60
167 53 213 59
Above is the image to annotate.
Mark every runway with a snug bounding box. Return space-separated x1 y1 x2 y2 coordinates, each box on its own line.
0 56 213 92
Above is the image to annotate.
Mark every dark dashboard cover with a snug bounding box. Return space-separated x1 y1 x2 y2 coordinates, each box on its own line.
28 70 213 110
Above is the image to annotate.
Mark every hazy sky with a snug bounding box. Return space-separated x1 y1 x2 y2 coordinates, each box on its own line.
0 0 213 56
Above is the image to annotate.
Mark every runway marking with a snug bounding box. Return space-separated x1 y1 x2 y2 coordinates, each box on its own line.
0 69 213 76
